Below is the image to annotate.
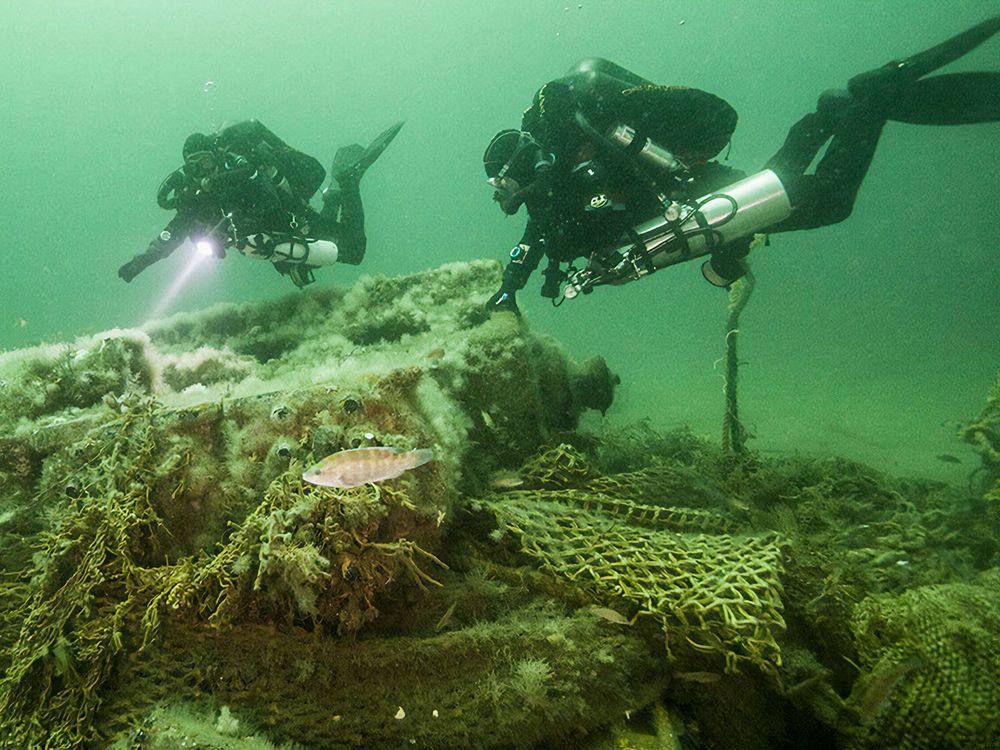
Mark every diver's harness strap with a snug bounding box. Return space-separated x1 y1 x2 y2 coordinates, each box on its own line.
572 111 673 207
240 232 315 264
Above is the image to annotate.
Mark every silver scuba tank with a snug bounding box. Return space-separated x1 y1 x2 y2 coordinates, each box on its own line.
241 234 340 267
640 169 791 272
562 169 791 298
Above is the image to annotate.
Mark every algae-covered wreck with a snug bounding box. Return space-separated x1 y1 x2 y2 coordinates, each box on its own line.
0 261 997 750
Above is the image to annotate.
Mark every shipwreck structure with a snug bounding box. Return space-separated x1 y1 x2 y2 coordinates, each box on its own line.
0 261 996 749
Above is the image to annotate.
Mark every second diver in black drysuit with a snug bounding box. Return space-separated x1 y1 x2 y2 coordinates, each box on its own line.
118 119 404 288
482 16 1000 311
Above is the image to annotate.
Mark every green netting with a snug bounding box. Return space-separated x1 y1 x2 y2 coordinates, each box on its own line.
479 446 786 678
0 387 447 749
845 570 1000 750
97 608 665 749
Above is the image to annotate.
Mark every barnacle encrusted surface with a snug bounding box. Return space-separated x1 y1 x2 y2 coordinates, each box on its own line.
0 262 623 748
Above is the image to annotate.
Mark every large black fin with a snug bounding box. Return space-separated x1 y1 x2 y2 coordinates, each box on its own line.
848 15 1000 123
332 121 405 184
888 72 1000 124
891 15 1000 82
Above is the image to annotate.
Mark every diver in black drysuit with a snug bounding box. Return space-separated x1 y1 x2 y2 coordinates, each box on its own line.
483 15 1000 311
118 120 403 288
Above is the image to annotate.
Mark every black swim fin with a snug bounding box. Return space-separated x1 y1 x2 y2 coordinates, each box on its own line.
889 15 1000 82
330 144 366 178
331 121 405 185
847 15 1000 121
887 72 1000 124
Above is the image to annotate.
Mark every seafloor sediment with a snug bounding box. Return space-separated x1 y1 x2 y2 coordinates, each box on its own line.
0 261 996 750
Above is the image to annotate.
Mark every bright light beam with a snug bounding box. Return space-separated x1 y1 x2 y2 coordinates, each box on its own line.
147 243 213 322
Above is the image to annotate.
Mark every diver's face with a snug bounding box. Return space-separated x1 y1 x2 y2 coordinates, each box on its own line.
185 151 218 180
490 176 522 215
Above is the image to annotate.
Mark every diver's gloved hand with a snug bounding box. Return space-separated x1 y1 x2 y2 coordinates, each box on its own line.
485 288 520 315
486 258 532 314
118 231 182 282
118 255 152 283
540 263 563 299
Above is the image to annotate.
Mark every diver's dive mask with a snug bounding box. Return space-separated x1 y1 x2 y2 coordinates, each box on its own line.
483 129 554 214
184 150 219 180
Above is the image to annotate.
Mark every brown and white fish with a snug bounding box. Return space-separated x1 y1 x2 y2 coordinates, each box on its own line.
302 447 434 488
488 469 524 489
588 605 631 626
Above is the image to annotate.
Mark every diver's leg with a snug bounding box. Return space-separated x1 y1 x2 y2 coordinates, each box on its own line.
765 111 837 195
767 16 1000 233
333 185 367 265
318 184 367 265
808 102 886 224
767 100 886 233
764 90 865 232
310 124 401 265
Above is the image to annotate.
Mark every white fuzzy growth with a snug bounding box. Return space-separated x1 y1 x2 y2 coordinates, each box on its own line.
214 705 240 736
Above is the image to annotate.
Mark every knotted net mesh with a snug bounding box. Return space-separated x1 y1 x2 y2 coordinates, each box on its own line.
479 445 786 677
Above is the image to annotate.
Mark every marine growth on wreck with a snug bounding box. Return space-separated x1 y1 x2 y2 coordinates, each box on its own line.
0 261 997 750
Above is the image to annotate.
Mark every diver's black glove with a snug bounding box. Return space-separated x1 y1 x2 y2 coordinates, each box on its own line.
485 257 533 315
118 255 153 283
118 231 183 282
540 262 564 299
485 288 520 315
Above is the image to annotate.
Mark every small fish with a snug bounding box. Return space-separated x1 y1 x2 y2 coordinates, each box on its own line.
675 671 722 684
489 470 524 489
857 655 924 726
480 410 495 429
435 601 458 631
935 454 961 464
588 605 630 625
303 446 434 488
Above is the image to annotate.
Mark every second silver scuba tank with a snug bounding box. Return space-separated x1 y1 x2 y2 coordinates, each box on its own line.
607 123 687 174
241 234 340 267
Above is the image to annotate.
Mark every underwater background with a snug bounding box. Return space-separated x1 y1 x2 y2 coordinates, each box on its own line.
1 0 997 484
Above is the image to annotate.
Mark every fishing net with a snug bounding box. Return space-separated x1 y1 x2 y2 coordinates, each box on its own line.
845 569 1000 750
477 445 786 678
98 606 665 749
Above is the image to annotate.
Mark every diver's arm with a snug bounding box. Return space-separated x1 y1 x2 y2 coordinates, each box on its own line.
486 222 546 314
117 212 193 282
